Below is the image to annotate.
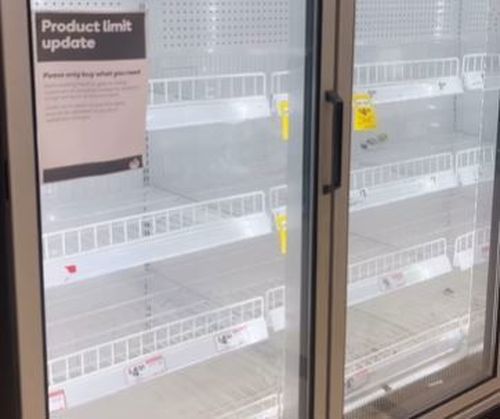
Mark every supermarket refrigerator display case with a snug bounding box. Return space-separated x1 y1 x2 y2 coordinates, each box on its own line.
6 0 500 417
20 0 325 416
340 0 500 418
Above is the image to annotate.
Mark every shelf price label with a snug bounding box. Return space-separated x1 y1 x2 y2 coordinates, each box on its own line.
275 213 288 255
215 325 251 352
49 390 67 412
125 355 166 384
277 99 290 141
353 93 378 132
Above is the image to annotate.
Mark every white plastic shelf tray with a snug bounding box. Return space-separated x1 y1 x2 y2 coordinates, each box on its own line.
43 191 271 287
147 73 271 130
462 54 500 91
48 297 268 412
350 153 457 211
348 239 451 306
456 146 496 186
453 227 491 270
354 58 463 103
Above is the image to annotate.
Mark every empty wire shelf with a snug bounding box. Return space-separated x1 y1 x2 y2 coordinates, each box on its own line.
43 191 271 287
147 73 271 130
354 58 463 103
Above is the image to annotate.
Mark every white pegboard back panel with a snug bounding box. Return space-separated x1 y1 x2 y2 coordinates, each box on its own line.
31 0 142 11
461 0 500 37
148 0 289 52
355 0 460 45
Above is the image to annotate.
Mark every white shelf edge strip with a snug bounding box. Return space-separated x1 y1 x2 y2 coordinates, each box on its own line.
149 73 268 107
43 191 266 261
453 227 491 270
48 297 265 386
348 238 451 305
345 315 468 379
462 53 500 90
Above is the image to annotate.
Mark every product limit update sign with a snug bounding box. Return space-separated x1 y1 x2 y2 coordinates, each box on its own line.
34 12 148 183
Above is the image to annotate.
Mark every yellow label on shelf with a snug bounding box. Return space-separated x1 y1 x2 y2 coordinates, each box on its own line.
353 93 378 132
277 100 290 141
275 213 288 255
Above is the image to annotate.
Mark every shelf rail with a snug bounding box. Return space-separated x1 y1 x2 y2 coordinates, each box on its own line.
43 191 266 260
354 58 460 88
349 239 448 285
48 297 264 386
149 73 267 107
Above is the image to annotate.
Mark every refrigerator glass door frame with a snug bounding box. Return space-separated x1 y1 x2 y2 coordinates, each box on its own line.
331 0 500 418
0 0 48 417
0 0 338 418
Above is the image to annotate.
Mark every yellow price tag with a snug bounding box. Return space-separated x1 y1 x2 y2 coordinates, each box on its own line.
277 100 290 141
353 93 378 132
275 213 288 255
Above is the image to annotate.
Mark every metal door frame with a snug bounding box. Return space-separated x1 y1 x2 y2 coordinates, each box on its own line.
322 1 500 418
0 0 343 418
0 0 47 418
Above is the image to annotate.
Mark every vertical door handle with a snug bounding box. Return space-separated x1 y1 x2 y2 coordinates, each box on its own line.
325 91 344 191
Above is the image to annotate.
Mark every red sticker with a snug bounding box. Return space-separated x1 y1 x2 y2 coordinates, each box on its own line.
65 265 77 274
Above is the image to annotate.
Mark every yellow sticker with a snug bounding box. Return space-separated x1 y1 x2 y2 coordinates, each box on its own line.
353 93 378 132
277 100 290 141
275 213 288 255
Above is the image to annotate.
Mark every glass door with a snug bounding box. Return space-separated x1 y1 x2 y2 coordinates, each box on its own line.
27 0 319 417
344 0 500 417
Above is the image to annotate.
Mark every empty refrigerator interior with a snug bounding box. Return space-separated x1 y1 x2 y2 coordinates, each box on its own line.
346 0 500 416
34 0 309 417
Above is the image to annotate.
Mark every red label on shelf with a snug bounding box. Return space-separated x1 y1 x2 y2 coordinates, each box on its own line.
65 265 78 274
49 390 67 412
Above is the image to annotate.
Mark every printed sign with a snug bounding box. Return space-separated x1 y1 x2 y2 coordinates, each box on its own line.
126 355 166 384
353 93 378 132
34 12 148 182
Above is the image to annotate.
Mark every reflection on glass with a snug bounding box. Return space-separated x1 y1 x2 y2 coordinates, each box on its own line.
345 0 500 417
31 0 312 417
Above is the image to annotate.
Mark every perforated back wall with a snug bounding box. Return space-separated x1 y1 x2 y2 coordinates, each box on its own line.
149 0 289 52
355 0 460 45
32 0 141 11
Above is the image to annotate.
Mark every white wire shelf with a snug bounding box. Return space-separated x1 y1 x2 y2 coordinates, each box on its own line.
462 54 500 91
269 184 287 217
270 71 290 113
354 58 463 103
48 296 268 412
266 286 285 332
453 227 491 271
350 153 457 211
456 146 496 186
147 73 271 130
43 191 271 287
345 315 468 396
348 239 451 306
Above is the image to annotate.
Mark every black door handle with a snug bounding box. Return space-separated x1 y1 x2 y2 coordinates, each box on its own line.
325 91 344 192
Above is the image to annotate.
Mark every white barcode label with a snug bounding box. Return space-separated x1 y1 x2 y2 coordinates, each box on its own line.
49 390 67 412
126 355 166 384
